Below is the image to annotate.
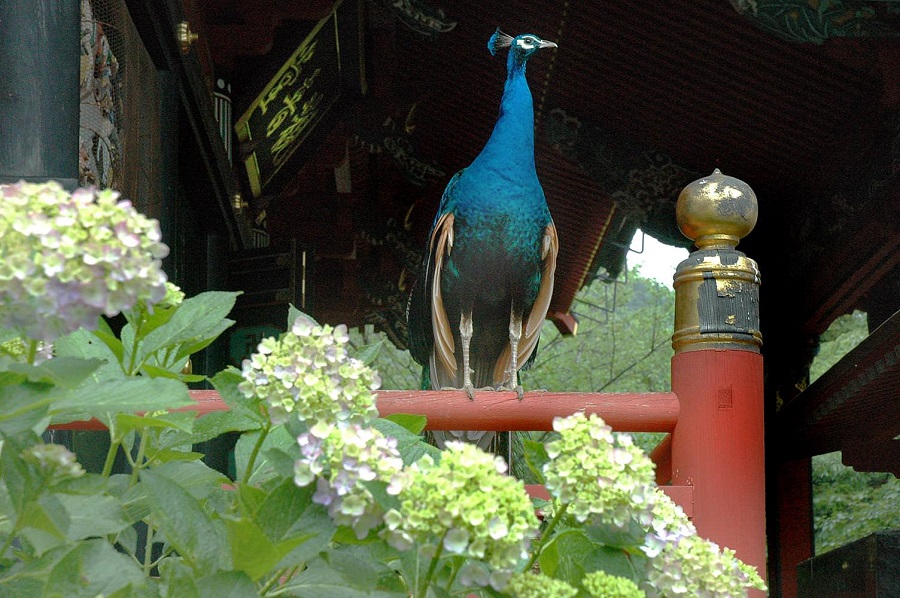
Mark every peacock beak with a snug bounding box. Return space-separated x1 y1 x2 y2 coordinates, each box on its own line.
539 40 558 49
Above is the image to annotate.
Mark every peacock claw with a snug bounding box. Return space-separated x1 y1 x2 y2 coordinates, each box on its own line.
513 385 525 400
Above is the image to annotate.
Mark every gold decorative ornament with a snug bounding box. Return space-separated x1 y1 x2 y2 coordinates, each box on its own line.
672 170 762 353
676 168 758 250
177 22 199 55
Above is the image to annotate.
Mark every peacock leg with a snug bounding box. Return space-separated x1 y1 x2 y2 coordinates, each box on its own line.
508 309 524 400
460 311 476 400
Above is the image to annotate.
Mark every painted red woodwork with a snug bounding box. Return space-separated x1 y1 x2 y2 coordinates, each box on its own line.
50 390 679 433
774 458 814 598
649 433 673 485
670 349 767 595
376 390 679 432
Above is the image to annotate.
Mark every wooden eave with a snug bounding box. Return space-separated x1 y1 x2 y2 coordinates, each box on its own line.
775 308 900 475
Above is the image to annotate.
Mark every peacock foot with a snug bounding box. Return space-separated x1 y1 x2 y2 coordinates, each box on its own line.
494 383 525 400
440 385 493 400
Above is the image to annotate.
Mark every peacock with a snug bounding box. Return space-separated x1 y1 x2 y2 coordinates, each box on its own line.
406 28 559 451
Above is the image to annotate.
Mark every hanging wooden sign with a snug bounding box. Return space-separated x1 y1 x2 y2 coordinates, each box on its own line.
235 1 360 197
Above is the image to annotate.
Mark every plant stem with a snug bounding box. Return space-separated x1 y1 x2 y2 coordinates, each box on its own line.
259 568 287 595
0 520 22 561
418 533 447 598
101 440 121 478
242 424 270 486
143 525 155 576
25 339 38 365
129 432 150 487
524 502 569 571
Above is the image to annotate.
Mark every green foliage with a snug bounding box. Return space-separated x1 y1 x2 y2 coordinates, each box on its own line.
523 270 674 394
809 310 868 383
812 452 900 553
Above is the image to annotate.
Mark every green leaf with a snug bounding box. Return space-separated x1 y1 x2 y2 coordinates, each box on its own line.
139 363 207 383
50 377 192 423
224 515 310 581
288 304 318 329
323 544 406 592
58 493 131 540
383 413 427 435
371 418 440 466
355 340 384 366
158 557 200 598
140 469 230 572
45 539 146 597
0 357 104 388
19 494 70 556
0 433 45 517
255 479 315 542
210 368 265 423
134 292 238 368
151 460 230 501
539 528 636 585
274 503 335 568
234 426 298 487
147 448 205 465
54 329 124 382
277 557 407 597
0 544 68 596
583 518 646 549
187 410 262 445
523 439 550 485
113 411 195 442
196 570 258 598
172 319 236 365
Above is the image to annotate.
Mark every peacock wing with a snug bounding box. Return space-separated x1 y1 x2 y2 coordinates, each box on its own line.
429 211 457 387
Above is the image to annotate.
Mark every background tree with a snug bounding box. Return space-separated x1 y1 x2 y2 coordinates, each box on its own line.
808 311 900 554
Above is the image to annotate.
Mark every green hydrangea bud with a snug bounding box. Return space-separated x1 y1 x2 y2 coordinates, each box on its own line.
382 442 538 588
21 443 85 483
583 571 645 598
542 412 657 528
238 314 381 429
505 572 578 598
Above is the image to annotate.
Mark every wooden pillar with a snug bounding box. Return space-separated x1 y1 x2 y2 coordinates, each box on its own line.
670 170 767 594
0 0 80 188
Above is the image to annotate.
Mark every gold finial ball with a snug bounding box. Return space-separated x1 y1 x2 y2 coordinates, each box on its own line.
676 169 758 249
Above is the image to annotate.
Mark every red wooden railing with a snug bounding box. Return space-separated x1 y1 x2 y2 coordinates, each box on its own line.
50 388 694 517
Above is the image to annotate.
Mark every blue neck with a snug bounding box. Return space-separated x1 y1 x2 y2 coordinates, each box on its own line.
467 52 538 185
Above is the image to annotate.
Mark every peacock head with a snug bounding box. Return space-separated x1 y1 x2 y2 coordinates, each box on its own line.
488 28 557 64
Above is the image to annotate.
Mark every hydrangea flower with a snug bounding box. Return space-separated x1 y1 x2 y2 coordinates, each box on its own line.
237 314 381 430
504 572 578 598
582 570 646 598
294 423 404 539
21 443 85 484
382 442 539 589
641 490 766 596
642 533 766 597
0 182 169 342
542 412 657 528
157 282 185 309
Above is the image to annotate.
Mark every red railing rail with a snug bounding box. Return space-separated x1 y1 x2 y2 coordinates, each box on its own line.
50 389 680 434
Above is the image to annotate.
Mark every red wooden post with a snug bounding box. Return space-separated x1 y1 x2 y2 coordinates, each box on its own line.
669 170 767 594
